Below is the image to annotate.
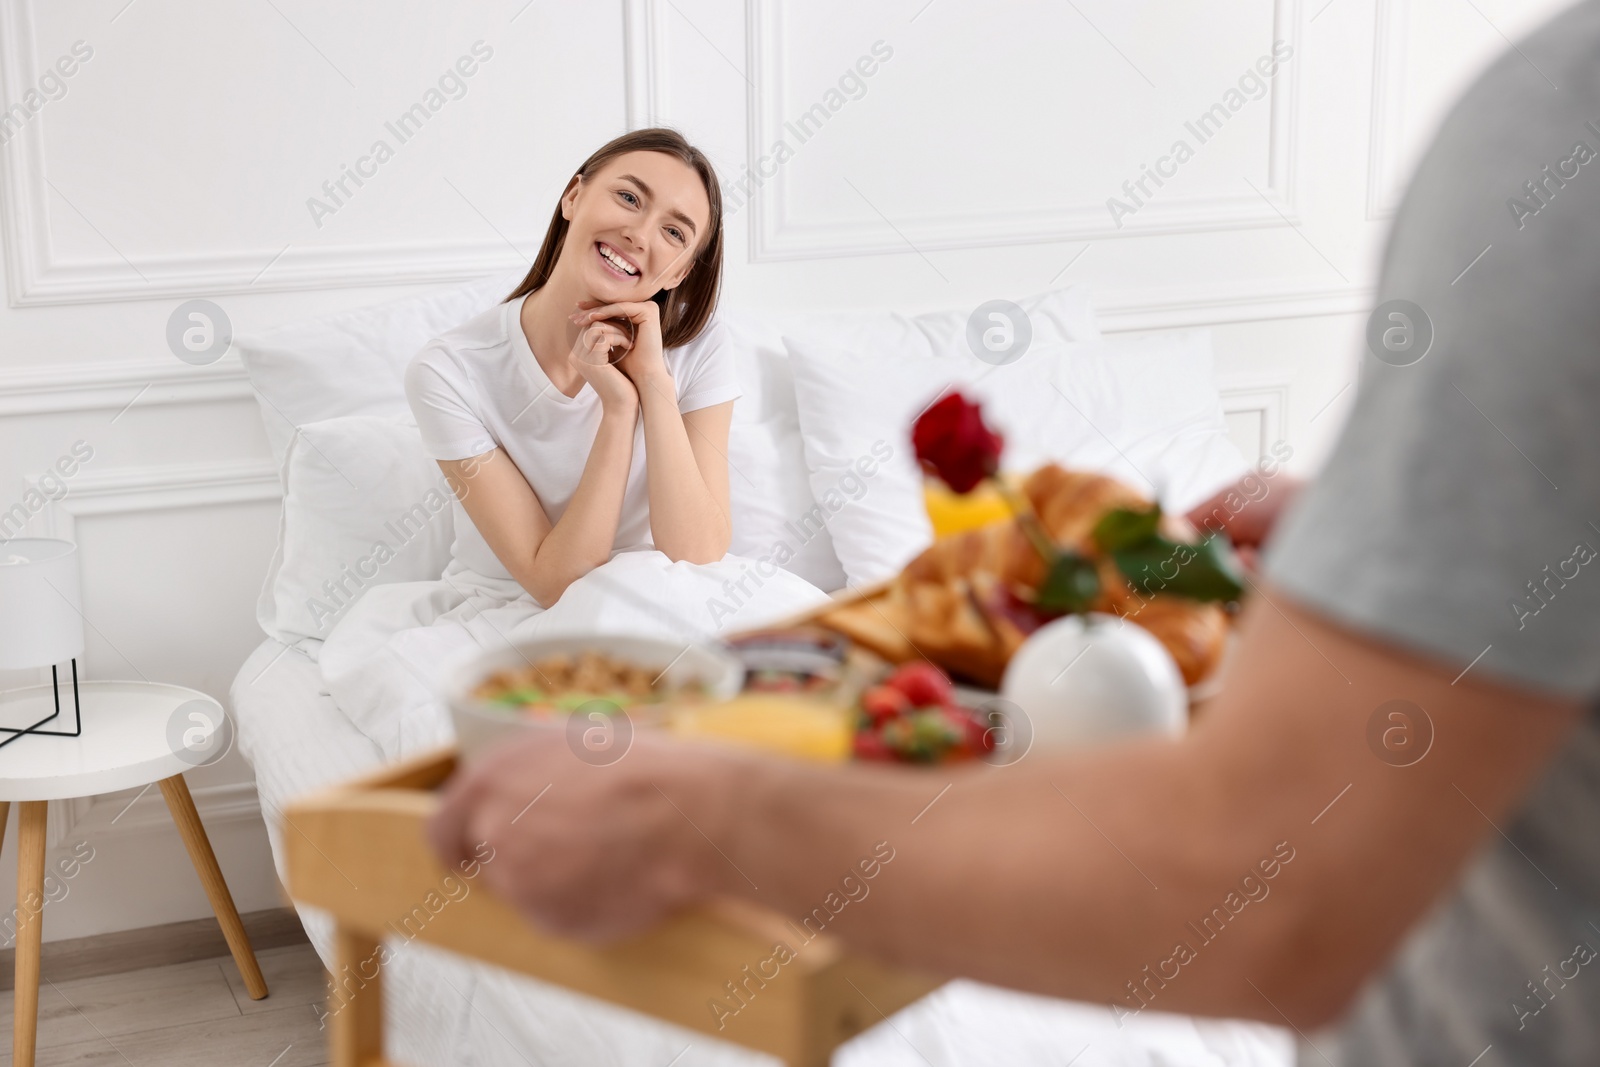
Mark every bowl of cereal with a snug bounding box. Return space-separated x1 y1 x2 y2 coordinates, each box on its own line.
446 634 745 763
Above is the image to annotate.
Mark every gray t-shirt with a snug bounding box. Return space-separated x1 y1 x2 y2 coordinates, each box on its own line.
1262 3 1600 1063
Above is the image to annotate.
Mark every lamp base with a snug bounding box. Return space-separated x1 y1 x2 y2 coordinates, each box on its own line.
0 659 83 750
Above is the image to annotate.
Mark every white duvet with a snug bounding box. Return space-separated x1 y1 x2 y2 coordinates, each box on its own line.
318 547 832 764
234 546 1295 1066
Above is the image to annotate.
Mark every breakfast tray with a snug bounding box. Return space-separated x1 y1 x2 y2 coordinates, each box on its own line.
283 580 937 1067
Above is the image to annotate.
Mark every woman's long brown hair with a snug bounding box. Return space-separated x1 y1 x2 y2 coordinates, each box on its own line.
504 128 724 350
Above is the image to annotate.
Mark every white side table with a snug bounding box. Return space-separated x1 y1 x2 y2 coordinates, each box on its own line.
0 680 269 1067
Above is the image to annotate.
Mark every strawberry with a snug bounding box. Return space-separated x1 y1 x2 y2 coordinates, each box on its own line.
853 727 896 762
878 716 918 761
889 709 962 763
885 661 953 708
861 685 912 723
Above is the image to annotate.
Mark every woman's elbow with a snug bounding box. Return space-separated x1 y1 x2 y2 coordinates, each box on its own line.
517 564 567 610
662 545 725 566
659 534 729 566
522 581 560 610
518 540 610 608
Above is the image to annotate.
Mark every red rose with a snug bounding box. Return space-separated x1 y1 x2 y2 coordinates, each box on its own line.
912 390 1004 494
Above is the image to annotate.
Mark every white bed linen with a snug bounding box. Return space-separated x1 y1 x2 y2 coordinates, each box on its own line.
230 635 479 1067
316 548 834 764
232 636 776 1067
231 641 1294 1066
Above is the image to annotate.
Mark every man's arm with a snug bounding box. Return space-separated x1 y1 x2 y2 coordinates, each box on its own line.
430 582 1581 1029
715 584 1582 1026
428 579 1587 1030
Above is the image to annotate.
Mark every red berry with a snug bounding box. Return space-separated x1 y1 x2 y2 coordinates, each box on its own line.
886 661 953 708
861 685 912 723
879 717 916 760
853 729 896 761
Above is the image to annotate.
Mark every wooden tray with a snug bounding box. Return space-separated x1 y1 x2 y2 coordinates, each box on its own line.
283 744 939 1067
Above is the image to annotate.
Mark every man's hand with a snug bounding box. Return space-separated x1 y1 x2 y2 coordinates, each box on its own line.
427 723 744 942
1185 472 1303 572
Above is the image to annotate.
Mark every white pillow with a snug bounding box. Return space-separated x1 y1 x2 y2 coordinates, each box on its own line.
780 284 1102 586
1047 332 1251 515
257 414 456 658
784 320 1247 587
721 310 848 592
237 270 524 470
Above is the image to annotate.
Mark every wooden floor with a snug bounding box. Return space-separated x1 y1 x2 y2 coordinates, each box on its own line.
0 943 328 1066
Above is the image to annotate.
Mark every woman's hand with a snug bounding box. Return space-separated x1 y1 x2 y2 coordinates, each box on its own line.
571 317 639 417
570 298 671 391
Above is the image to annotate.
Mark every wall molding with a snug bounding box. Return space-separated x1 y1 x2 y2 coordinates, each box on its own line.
1219 379 1292 459
746 0 1305 261
0 355 255 416
1097 278 1371 332
623 0 668 130
46 781 264 853
0 285 1372 429
1365 0 1409 221
7 238 534 309
65 780 262 841
0 1 665 306
0 0 53 308
24 458 282 544
0 279 1373 426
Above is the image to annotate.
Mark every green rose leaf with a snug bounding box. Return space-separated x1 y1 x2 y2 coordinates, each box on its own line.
1091 505 1163 553
1111 533 1245 603
1035 551 1101 613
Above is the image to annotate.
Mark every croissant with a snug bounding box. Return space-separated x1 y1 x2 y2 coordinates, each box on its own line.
820 465 1231 689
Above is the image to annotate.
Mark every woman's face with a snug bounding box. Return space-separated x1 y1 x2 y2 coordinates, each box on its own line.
560 150 711 301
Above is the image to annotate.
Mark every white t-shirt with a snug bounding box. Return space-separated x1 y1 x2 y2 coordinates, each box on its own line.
403 294 742 581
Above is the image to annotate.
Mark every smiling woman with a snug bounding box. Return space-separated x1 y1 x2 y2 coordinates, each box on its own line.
401 128 745 608
505 129 724 351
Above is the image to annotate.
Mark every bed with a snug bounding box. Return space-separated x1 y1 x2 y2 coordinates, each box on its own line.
227 273 1296 1065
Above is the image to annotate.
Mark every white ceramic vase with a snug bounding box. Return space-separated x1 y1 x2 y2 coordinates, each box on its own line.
998 612 1188 750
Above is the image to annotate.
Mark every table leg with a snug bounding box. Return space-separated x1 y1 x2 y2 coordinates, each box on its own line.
330 925 385 1067
14 801 47 1067
158 774 269 1000
0 800 10 855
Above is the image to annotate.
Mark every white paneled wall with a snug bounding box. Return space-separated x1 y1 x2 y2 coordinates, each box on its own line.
0 0 1573 939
